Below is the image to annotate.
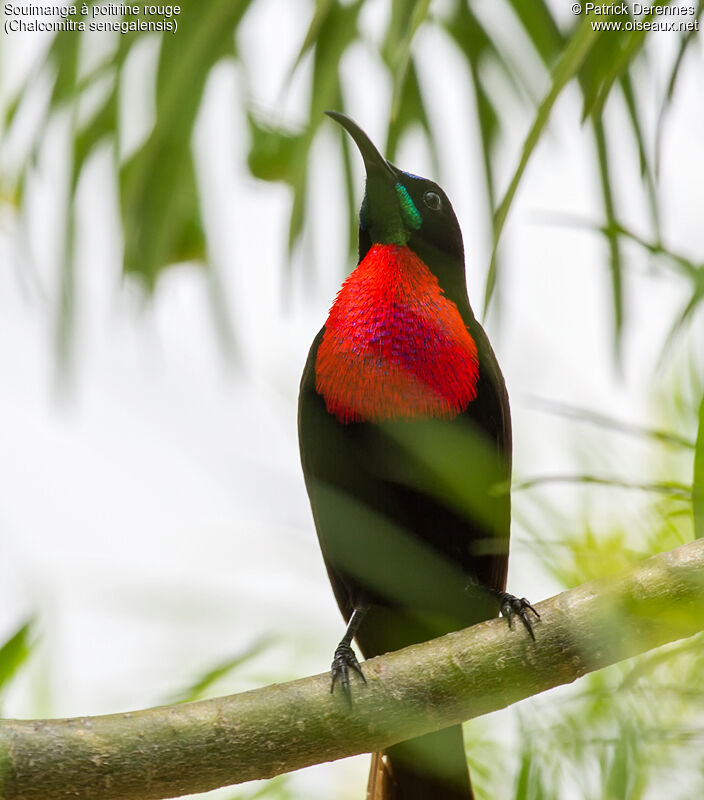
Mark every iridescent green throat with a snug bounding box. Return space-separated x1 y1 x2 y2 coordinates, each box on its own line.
395 183 422 232
360 182 422 246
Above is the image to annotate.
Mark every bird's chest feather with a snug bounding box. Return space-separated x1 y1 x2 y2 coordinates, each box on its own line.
315 244 479 424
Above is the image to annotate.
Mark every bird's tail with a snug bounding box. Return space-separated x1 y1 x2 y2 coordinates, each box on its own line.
366 725 473 800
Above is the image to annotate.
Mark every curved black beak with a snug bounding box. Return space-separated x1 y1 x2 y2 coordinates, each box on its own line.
325 111 396 181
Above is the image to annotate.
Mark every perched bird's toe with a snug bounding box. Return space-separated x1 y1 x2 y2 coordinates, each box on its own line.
499 593 540 640
330 642 366 698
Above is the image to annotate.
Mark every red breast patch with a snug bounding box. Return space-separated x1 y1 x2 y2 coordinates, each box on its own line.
315 244 479 423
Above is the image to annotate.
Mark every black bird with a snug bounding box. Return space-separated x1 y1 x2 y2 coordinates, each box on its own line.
298 111 537 800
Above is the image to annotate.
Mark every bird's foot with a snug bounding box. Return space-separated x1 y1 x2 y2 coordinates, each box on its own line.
330 641 366 698
498 592 540 640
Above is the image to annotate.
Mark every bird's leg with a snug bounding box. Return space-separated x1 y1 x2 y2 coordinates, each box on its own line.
331 604 369 697
465 579 540 640
496 591 540 640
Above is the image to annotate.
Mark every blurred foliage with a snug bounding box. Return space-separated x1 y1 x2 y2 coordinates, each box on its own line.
521 355 701 587
2 2 704 799
1 0 703 360
0 620 34 715
166 635 275 704
465 630 704 800
497 348 704 800
224 775 297 800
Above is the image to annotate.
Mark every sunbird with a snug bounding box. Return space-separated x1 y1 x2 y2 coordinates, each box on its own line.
299 111 537 799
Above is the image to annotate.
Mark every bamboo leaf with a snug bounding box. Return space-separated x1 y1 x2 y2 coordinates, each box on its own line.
603 723 633 800
485 18 599 313
443 2 521 292
657 272 704 366
247 117 304 184
120 0 252 287
46 14 82 108
0 620 34 695
513 739 531 800
444 2 504 213
340 120 358 263
168 636 275 704
307 0 363 124
513 474 691 499
655 12 703 174
385 58 436 171
608 221 698 279
445 2 523 97
529 398 696 450
382 0 432 122
282 0 364 252
505 0 564 66
576 2 678 121
592 117 624 351
530 214 700 279
619 73 660 239
286 0 335 78
578 13 633 121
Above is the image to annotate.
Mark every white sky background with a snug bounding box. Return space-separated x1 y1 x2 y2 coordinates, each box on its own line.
1 1 703 798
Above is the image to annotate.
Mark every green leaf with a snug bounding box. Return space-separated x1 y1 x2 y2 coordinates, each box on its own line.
605 221 698 280
530 398 696 450
282 0 364 253
576 2 677 121
603 723 633 800
72 82 119 190
55 77 121 373
46 15 81 108
287 170 308 253
0 620 34 695
513 474 691 500
581 2 672 119
385 58 436 171
286 0 335 78
592 117 624 352
445 2 523 97
246 774 295 800
655 14 702 174
619 73 660 241
658 271 704 365
444 2 503 211
120 0 253 287
382 0 432 122
505 0 564 66
578 16 631 120
485 18 599 313
340 121 358 264
443 2 524 292
168 635 275 704
512 714 553 800
308 0 363 124
247 117 304 184
513 744 532 800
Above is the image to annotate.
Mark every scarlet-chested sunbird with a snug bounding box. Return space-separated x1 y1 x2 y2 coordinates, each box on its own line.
298 111 538 800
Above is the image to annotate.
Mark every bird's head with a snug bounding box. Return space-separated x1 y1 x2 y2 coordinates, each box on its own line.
326 111 466 302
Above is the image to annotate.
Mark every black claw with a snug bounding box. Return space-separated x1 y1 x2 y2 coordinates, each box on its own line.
498 593 540 641
330 642 366 698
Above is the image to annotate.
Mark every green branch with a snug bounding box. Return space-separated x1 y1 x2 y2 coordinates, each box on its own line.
2 539 704 800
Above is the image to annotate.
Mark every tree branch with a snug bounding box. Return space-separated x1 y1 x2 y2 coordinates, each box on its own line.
1 539 703 800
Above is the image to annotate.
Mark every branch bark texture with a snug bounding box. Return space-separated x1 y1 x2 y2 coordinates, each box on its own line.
1 539 704 800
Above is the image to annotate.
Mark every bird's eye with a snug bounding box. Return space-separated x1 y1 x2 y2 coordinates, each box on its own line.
423 191 442 211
